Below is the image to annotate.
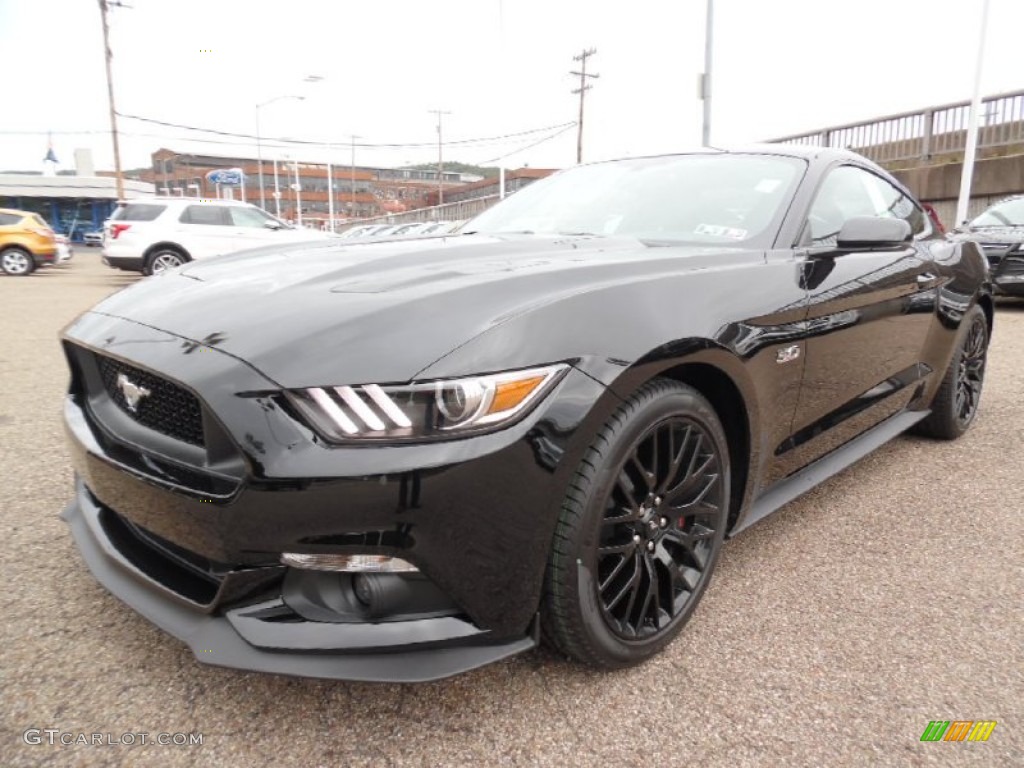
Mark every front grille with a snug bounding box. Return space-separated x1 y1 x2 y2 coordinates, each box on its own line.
1001 255 1024 277
97 355 205 446
981 243 1009 267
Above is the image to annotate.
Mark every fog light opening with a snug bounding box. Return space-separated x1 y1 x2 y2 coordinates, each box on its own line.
280 552 419 573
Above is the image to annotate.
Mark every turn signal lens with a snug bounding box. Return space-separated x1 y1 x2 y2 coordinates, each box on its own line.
484 375 546 419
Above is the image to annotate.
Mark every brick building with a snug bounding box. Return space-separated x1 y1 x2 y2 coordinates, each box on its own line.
149 149 474 227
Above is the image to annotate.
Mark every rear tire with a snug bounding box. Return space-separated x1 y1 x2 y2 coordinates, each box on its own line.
914 304 988 440
144 247 188 276
542 379 729 669
1 247 35 276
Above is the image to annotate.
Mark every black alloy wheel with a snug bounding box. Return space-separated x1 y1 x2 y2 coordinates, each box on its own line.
955 315 987 425
914 304 989 440
543 379 729 669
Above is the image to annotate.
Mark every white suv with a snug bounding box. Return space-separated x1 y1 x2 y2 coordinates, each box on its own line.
102 198 335 275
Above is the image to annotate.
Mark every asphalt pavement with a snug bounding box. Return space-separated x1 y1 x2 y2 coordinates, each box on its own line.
1 251 1021 767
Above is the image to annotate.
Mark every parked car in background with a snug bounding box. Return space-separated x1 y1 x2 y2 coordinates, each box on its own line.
83 231 104 247
55 235 74 264
61 147 992 682
339 224 389 239
0 207 58 276
102 198 336 275
952 194 1024 297
370 224 404 237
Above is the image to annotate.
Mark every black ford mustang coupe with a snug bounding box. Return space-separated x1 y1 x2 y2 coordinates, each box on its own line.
61 147 992 682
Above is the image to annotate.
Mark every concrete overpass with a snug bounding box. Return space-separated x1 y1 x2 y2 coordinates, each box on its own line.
770 89 1024 229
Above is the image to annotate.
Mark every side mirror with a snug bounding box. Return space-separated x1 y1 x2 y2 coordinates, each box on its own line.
264 220 283 230
836 216 911 250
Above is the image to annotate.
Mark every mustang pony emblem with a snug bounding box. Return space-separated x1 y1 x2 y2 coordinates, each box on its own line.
116 373 151 413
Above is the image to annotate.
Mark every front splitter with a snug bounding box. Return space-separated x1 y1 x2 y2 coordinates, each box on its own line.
61 492 537 683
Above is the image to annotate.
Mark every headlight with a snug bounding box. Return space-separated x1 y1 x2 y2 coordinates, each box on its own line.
285 363 569 443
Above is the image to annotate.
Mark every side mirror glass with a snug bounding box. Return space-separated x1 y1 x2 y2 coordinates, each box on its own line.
264 220 283 230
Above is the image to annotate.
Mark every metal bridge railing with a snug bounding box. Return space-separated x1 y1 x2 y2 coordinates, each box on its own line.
770 90 1024 165
341 194 502 230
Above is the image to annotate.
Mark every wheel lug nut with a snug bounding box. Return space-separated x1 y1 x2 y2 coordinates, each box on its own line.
654 496 662 506
633 534 641 543
659 517 668 528
647 541 655 551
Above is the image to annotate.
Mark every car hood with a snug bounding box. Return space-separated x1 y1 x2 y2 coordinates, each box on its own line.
86 234 753 387
953 225 1024 244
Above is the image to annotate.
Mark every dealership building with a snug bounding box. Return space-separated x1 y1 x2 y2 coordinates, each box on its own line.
0 172 155 243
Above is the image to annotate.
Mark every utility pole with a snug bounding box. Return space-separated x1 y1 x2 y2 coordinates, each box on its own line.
429 109 451 205
701 0 714 146
97 0 128 199
570 48 599 164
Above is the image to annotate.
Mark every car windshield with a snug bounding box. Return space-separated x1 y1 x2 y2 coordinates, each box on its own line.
971 197 1024 228
466 153 805 245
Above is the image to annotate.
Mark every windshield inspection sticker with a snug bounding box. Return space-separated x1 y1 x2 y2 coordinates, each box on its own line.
695 223 748 240
755 178 783 194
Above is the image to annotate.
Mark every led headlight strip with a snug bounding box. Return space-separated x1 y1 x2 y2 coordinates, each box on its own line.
286 363 568 442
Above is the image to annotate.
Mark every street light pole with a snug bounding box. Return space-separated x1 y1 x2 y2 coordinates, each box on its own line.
701 0 714 147
293 162 302 227
956 0 992 226
349 134 362 220
255 94 304 212
429 110 451 205
326 149 334 232
273 158 281 218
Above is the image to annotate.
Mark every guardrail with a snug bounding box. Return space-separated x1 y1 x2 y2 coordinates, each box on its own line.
340 194 502 230
770 90 1024 165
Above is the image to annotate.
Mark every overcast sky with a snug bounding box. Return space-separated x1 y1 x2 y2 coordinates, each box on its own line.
1 0 1021 173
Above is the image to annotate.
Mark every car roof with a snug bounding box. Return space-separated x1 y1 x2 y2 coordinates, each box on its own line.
581 143 873 167
119 198 257 207
0 207 34 216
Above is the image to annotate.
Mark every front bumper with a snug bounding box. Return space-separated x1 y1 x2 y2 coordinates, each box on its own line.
101 253 144 271
62 484 537 682
60 312 611 680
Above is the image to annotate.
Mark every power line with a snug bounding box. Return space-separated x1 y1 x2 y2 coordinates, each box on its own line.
474 123 577 165
570 48 599 164
111 113 576 149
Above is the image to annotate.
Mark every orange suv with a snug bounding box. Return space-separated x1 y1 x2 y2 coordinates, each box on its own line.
0 208 58 276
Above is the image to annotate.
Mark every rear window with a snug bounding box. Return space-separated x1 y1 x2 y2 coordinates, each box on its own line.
111 204 166 222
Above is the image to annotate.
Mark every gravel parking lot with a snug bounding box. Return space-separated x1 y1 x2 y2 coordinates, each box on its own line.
2 252 1021 767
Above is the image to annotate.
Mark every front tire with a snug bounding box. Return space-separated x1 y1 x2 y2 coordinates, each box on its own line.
145 247 188 276
1 247 35 276
542 379 730 669
914 304 988 440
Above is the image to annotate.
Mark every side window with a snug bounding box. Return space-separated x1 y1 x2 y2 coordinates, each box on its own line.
859 172 929 238
808 166 928 245
180 206 229 226
0 213 20 226
111 204 166 222
229 206 276 228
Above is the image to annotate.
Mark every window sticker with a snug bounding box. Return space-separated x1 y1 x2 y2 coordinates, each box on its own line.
695 223 748 240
